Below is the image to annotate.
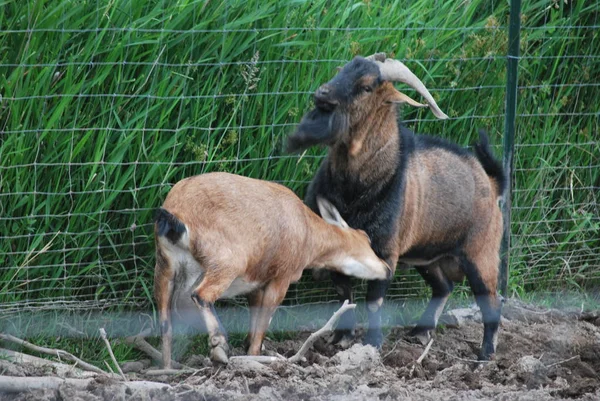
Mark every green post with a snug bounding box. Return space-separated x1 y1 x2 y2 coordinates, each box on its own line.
500 0 521 297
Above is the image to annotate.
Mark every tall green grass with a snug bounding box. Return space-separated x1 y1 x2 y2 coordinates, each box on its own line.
0 0 598 317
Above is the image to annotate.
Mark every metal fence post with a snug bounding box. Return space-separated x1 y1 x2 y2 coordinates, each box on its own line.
500 0 521 297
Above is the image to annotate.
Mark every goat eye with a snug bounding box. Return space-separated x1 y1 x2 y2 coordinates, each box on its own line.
363 86 372 93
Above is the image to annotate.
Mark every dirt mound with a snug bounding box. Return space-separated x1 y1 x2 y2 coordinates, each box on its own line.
1 300 599 400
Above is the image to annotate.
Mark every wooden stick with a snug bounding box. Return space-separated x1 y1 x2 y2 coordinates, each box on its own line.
0 333 107 375
143 368 204 376
0 375 170 393
545 355 579 368
0 348 97 378
120 330 185 370
122 329 190 370
229 355 284 364
289 300 356 363
104 360 115 374
99 328 127 381
416 339 433 364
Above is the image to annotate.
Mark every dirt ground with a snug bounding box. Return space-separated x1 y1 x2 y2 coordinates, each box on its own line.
1 300 599 401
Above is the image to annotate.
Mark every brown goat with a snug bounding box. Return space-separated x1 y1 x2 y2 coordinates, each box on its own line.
288 53 506 360
154 172 390 367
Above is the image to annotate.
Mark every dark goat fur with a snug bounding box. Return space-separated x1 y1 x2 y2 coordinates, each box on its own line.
289 56 506 360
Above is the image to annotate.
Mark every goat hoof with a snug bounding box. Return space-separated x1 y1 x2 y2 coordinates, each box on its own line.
478 350 495 362
210 345 229 364
407 327 431 346
363 330 384 349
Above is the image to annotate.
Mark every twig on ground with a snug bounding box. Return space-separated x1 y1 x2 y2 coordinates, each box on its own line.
229 355 284 364
0 375 170 393
143 368 204 376
104 360 115 374
176 388 197 397
382 340 405 360
99 328 127 381
408 339 434 377
416 339 434 364
199 366 222 386
289 300 356 363
545 355 580 368
511 304 553 315
121 329 186 370
0 333 108 375
181 367 211 386
243 375 250 394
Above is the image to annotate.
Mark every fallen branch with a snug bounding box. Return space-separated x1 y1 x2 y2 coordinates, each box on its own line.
143 368 205 376
121 329 185 370
103 361 115 374
0 333 108 375
289 300 356 363
99 328 127 381
229 355 284 364
0 375 170 393
407 339 434 377
0 348 97 378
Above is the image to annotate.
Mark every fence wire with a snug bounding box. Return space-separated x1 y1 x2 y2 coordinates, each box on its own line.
0 1 598 318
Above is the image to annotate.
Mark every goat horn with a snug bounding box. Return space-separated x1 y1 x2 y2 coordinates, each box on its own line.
364 52 387 62
366 55 448 120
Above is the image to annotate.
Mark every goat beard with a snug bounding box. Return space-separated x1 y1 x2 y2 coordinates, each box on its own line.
286 108 350 153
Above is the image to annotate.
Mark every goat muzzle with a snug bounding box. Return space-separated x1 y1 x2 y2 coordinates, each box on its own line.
314 85 339 111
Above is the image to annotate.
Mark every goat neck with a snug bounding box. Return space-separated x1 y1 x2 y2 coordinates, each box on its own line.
329 104 400 185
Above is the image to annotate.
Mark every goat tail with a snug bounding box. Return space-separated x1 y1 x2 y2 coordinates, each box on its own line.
155 207 187 244
473 130 508 197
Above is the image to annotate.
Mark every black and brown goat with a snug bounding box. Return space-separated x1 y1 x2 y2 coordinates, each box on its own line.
154 172 390 367
287 53 506 360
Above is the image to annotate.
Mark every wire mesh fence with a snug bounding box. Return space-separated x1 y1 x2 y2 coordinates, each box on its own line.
0 0 598 319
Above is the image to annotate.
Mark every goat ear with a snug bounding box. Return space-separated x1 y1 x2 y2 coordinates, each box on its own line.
317 197 349 229
386 90 428 108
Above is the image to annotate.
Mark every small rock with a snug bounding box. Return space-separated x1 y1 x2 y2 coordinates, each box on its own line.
511 355 549 388
554 376 569 389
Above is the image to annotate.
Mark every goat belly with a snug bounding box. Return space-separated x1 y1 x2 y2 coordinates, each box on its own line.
399 241 463 265
220 278 261 299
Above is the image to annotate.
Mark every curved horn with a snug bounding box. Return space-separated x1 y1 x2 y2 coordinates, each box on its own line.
365 54 448 120
364 52 387 63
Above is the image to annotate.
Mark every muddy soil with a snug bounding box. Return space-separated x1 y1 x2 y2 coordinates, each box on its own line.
1 300 599 400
